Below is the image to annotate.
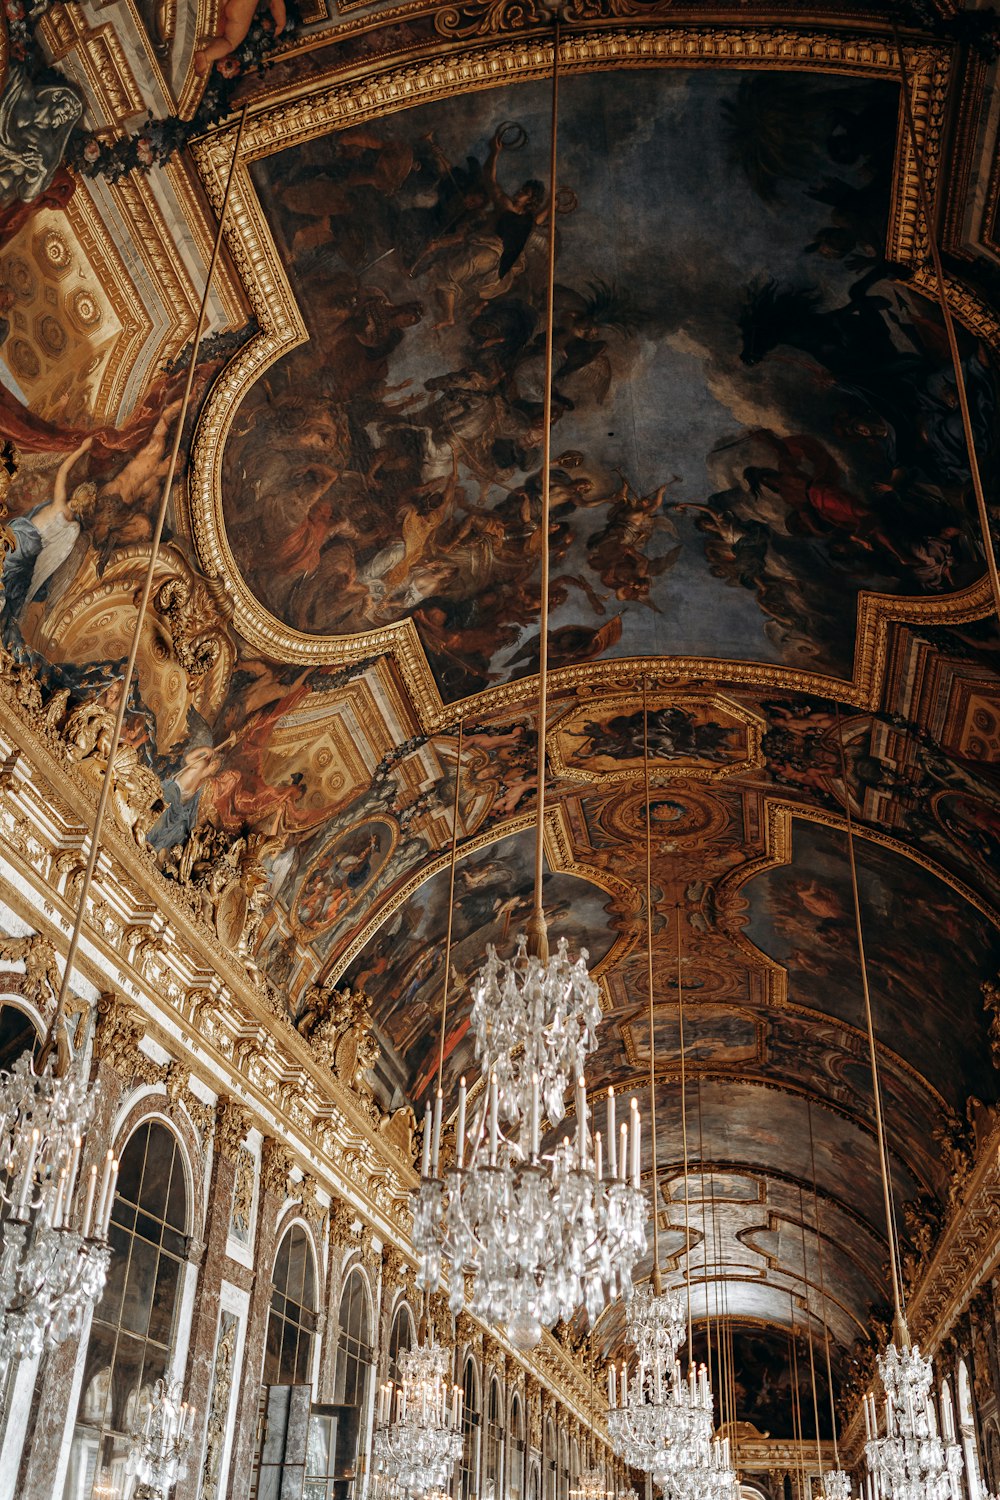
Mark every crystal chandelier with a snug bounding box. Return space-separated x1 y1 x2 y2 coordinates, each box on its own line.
820 1471 853 1500
571 1466 611 1500
414 1061 646 1349
126 1377 197 1500
0 1046 114 1364
863 1338 962 1500
606 1282 687 1467
654 1421 739 1500
372 1337 464 1499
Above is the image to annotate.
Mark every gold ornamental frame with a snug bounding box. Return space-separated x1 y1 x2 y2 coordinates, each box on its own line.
182 25 1000 736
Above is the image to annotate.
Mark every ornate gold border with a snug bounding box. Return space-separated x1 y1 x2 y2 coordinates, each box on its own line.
289 813 399 937
546 690 764 786
183 28 1000 737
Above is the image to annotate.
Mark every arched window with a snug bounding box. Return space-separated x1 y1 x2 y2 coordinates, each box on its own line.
333 1268 373 1496
544 1417 557 1500
64 1121 189 1500
570 1440 580 1498
509 1393 525 1500
0 998 38 1066
483 1376 504 1496
264 1224 318 1385
941 1379 957 1443
387 1301 414 1381
958 1359 985 1500
461 1356 481 1500
558 1431 570 1500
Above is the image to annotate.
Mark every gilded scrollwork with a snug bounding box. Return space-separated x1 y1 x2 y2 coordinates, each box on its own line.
296 983 379 1094
202 1312 239 1500
215 1094 253 1159
152 573 233 686
93 991 166 1087
260 1137 294 1200
983 976 1000 1070
0 930 62 1011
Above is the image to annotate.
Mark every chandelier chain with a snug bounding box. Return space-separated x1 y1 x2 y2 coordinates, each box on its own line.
833 705 905 1336
530 18 561 950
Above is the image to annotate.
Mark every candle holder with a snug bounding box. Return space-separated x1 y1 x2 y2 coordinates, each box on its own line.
127 1378 196 1500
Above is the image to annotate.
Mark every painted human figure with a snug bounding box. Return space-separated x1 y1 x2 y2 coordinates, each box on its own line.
194 0 286 75
1 435 95 627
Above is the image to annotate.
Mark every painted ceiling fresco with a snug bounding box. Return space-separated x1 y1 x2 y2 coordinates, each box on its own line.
3 0 1000 1430
222 70 997 698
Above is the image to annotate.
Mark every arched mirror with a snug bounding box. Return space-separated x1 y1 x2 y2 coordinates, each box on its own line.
508 1392 525 1500
958 1359 985 1500
461 1355 482 1500
63 1120 189 1500
264 1223 318 1385
387 1300 414 1382
544 1416 557 1500
332 1267 373 1497
483 1375 504 1497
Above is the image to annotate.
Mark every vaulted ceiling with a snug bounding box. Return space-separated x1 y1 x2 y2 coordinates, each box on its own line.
3 0 1000 1432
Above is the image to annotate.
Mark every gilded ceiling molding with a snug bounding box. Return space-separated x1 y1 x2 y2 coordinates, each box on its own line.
183 29 999 738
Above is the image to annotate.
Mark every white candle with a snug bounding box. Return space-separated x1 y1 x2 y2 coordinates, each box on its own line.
82 1163 98 1236
630 1098 640 1187
608 1362 614 1408
457 1077 467 1167
595 1131 603 1183
16 1127 39 1216
52 1167 68 1228
576 1078 587 1168
421 1102 432 1177
530 1072 540 1160
488 1073 499 1164
102 1160 119 1233
68 1134 82 1197
95 1148 114 1232
607 1088 617 1177
619 1123 628 1181
431 1088 443 1175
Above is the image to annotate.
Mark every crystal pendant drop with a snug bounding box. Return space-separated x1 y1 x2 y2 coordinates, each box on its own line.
0 1047 113 1364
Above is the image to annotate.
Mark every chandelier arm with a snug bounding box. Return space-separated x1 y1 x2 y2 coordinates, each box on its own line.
529 18 561 957
435 717 464 1105
642 676 662 1294
799 1183 826 1483
38 104 250 1076
833 705 905 1339
808 1100 843 1473
676 902 693 1358
892 25 1000 620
